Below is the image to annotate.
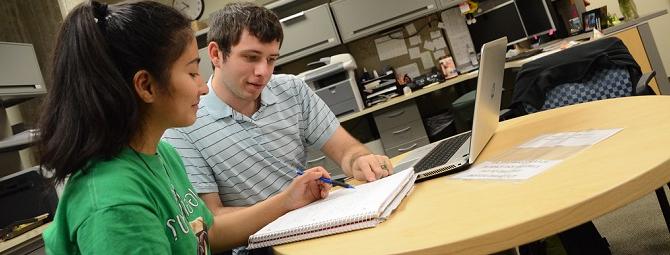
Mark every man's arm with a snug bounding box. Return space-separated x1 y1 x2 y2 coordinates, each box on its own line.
199 192 245 215
321 126 394 181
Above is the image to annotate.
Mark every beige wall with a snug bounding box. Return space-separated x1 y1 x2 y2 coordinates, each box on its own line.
588 0 670 76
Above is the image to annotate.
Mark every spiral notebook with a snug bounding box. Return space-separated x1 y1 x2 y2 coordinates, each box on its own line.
247 169 417 249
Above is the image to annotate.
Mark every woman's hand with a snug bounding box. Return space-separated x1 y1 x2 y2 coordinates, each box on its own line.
279 166 332 211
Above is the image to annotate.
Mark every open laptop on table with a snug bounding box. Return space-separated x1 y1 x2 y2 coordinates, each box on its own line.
394 37 508 181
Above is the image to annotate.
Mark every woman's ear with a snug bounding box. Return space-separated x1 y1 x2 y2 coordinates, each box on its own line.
133 70 156 103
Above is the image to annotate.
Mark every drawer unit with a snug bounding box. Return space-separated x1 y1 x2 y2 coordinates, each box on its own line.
330 0 438 43
378 120 427 149
384 136 430 158
372 102 422 131
305 149 344 179
277 4 341 65
373 102 428 153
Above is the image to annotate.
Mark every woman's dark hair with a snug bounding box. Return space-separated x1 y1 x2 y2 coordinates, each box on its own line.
38 1 192 184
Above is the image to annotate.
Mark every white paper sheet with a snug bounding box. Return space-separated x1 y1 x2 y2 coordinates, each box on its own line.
420 51 434 69
518 128 623 148
423 40 434 51
396 63 421 79
375 32 408 61
408 47 420 59
409 35 421 46
451 160 562 180
431 30 442 39
405 24 417 35
433 37 447 50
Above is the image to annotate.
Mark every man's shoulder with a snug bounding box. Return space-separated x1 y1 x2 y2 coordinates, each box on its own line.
267 74 306 90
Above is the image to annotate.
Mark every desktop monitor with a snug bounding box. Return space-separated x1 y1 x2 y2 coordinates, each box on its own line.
516 0 556 38
467 0 526 53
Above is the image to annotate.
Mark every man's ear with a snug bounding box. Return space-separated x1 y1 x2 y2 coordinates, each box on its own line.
133 70 157 103
208 41 225 68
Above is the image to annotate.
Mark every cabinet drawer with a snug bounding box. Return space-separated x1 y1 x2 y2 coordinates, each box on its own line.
384 136 430 158
373 102 422 131
330 0 438 42
379 120 427 149
306 150 343 178
315 80 355 107
278 4 341 65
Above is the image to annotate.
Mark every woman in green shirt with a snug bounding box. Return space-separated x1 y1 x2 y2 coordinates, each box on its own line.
38 1 332 254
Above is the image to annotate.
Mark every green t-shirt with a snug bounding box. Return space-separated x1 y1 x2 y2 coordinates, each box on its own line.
43 141 215 254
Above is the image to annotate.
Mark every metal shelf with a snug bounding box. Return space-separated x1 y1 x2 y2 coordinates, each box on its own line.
0 129 38 153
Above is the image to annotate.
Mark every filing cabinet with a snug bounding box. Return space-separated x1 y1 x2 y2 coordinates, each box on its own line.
384 136 430 158
330 0 438 43
277 4 341 65
305 149 344 179
373 102 429 158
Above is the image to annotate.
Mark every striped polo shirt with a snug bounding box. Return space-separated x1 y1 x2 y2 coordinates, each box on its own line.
163 74 339 206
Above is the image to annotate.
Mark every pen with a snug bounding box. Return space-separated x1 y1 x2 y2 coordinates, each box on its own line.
295 169 355 189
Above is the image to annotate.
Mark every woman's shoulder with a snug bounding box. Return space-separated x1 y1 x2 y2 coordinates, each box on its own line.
62 154 155 209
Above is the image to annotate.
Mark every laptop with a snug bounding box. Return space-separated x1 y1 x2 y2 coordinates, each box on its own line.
394 37 508 181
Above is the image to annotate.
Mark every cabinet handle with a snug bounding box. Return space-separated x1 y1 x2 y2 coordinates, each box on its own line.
352 5 434 35
397 143 418 152
280 11 305 23
385 110 405 118
306 156 326 163
265 0 296 10
392 126 412 134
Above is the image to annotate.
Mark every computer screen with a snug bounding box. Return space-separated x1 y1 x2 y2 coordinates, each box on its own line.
516 0 556 38
467 1 526 53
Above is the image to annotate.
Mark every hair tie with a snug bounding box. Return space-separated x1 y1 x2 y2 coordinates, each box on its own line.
92 1 109 27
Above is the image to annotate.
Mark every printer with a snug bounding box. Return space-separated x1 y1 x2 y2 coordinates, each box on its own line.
297 54 364 117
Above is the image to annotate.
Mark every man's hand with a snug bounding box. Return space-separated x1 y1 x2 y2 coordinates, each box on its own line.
279 167 332 211
350 154 393 182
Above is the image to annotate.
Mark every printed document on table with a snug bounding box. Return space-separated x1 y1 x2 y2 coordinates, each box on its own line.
451 128 623 181
451 160 562 180
519 128 623 148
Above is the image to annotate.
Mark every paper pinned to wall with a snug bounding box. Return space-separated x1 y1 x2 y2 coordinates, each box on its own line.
433 37 447 50
374 32 408 61
420 51 435 69
396 63 421 79
409 35 421 46
405 24 417 35
423 40 435 51
408 47 420 59
433 49 446 60
430 30 442 39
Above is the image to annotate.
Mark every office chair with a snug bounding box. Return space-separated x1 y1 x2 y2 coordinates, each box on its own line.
504 37 669 254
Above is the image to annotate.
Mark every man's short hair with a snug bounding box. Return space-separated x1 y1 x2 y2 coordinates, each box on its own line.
207 2 283 58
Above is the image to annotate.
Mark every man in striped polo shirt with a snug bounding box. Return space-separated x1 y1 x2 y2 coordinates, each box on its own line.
164 3 393 217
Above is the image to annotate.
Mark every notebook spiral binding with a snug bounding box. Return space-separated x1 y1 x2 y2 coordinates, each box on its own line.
248 211 379 248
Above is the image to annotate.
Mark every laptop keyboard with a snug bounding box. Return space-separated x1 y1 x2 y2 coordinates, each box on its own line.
414 132 472 172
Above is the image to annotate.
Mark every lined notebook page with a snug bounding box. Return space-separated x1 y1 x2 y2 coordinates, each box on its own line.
251 169 414 239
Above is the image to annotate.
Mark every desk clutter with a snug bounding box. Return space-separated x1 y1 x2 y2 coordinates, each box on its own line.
247 169 416 249
360 70 400 107
0 169 57 242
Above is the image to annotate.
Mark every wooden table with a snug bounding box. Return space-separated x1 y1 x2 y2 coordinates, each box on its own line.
274 96 670 254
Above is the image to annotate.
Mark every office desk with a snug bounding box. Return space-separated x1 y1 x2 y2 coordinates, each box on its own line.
274 96 670 255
